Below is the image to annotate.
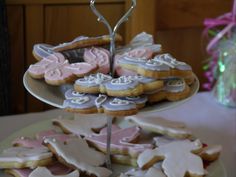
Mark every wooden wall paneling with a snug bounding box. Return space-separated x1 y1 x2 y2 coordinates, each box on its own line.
156 0 232 29
25 5 46 112
7 5 26 114
125 0 156 42
156 28 208 86
44 2 125 45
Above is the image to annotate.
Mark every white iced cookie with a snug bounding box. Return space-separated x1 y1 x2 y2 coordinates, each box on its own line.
29 167 79 177
53 115 109 137
119 166 166 177
137 139 204 177
0 147 53 169
125 115 192 139
199 145 222 162
43 137 111 177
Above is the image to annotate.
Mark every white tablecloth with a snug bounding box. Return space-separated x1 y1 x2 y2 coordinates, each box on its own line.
0 92 235 176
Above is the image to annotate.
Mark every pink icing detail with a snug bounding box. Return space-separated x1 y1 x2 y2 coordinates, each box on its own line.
99 124 121 135
12 130 71 148
84 47 110 74
28 53 97 84
86 126 153 155
115 48 153 76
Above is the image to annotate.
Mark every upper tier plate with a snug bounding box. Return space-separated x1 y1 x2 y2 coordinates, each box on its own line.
23 71 199 112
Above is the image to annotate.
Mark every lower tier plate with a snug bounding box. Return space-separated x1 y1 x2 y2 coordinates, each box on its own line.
0 114 226 177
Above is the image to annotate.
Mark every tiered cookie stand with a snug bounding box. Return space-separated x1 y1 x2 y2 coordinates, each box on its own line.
23 0 199 175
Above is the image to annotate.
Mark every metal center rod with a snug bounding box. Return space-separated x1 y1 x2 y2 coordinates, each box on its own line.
106 115 113 170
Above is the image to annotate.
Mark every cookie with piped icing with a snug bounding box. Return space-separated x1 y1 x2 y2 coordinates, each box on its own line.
12 130 72 148
74 73 112 94
63 93 98 114
29 167 79 177
147 78 191 103
115 47 154 76
126 115 192 139
101 76 144 97
118 53 194 80
83 47 110 74
86 126 153 158
94 94 139 116
154 53 193 79
0 147 53 169
28 53 97 86
32 34 122 61
121 95 148 109
43 137 112 177
52 115 110 137
137 139 204 177
5 162 73 177
199 145 222 162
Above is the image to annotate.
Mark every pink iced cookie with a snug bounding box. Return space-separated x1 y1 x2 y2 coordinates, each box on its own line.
12 130 72 148
84 47 110 74
28 53 97 86
86 126 153 158
115 47 153 76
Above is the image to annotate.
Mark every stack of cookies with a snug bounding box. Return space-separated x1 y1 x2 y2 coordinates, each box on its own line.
26 32 195 116
0 115 222 177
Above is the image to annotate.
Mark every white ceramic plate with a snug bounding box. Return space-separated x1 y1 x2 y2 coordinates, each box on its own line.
0 115 227 177
23 72 200 113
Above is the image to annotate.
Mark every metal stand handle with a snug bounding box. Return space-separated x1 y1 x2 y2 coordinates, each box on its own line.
90 0 136 170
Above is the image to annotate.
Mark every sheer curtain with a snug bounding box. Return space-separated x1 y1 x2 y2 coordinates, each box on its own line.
0 0 11 115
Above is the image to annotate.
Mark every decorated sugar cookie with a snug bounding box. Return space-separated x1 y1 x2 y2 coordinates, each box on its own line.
199 144 222 162
126 115 192 139
0 147 53 169
83 47 110 74
137 139 204 177
63 93 98 114
115 47 154 76
147 78 191 103
5 162 73 177
86 126 153 158
63 90 141 116
32 34 122 61
28 53 97 86
44 137 112 177
101 76 143 97
118 53 194 80
29 167 79 177
52 116 109 137
74 73 112 94
12 130 72 148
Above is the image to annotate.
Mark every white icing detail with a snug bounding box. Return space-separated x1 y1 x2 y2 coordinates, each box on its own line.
0 147 52 163
95 94 107 108
123 55 147 62
71 97 90 105
167 79 185 87
72 91 85 97
146 59 163 66
77 73 112 85
154 54 187 68
111 76 132 85
110 98 130 106
126 96 140 101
